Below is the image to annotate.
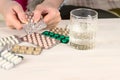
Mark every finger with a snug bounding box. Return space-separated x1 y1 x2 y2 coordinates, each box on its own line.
33 8 42 23
13 4 27 23
43 11 55 24
6 14 23 30
43 10 60 24
46 15 61 27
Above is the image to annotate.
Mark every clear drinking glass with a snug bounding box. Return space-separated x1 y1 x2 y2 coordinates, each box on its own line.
69 8 98 50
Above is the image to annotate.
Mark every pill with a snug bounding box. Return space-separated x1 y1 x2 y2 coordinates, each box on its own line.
0 39 6 46
3 52 12 58
33 50 40 55
2 62 11 69
53 34 60 39
25 50 33 55
49 32 55 37
0 41 3 46
1 50 8 56
42 31 50 36
0 57 3 61
0 60 7 66
10 56 18 63
61 38 69 44
3 38 7 42
12 57 23 65
60 35 65 39
7 54 15 61
5 63 14 70
35 47 41 51
9 39 16 45
18 49 25 54
27 47 34 51
11 36 19 43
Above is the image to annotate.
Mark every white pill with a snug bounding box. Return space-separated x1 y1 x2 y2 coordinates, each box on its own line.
3 37 7 41
0 41 3 46
6 40 11 44
14 39 19 44
12 36 19 43
13 57 23 65
0 57 3 61
9 39 15 45
7 37 12 41
7 37 15 45
5 63 14 70
3 38 8 42
3 52 12 58
0 58 3 63
2 62 10 69
7 54 15 61
1 50 8 57
0 39 6 46
0 60 7 66
10 56 18 63
10 36 15 39
11 36 19 44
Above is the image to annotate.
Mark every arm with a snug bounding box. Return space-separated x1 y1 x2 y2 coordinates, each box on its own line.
42 0 64 8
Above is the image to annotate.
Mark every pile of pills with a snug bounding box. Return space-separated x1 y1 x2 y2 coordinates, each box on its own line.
42 31 69 44
50 27 69 36
21 33 60 49
11 45 42 55
0 35 20 47
0 50 23 70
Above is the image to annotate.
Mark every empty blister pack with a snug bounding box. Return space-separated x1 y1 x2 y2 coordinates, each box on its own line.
21 33 60 49
11 45 42 55
0 35 20 47
50 27 69 36
0 47 23 70
23 11 47 34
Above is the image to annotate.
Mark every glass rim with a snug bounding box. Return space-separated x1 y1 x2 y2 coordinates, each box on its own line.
70 8 98 18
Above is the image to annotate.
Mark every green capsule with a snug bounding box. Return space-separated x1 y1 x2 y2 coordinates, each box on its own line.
42 31 50 36
65 36 69 40
49 32 55 37
54 34 60 39
56 37 61 40
59 35 65 39
61 38 69 44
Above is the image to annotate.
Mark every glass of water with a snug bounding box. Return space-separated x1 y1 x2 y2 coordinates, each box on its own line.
69 8 98 50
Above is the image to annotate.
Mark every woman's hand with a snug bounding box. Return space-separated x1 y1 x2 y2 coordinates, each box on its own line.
33 2 61 28
1 1 27 30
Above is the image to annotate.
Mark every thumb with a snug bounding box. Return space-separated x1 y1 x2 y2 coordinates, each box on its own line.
33 9 43 23
13 4 27 23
